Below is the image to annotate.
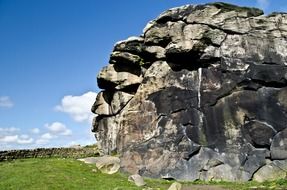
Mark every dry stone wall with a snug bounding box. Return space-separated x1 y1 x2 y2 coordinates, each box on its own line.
0 147 99 161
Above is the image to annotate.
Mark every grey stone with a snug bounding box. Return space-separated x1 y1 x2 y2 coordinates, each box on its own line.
110 51 143 66
143 46 166 60
97 64 142 90
243 120 276 147
271 128 287 159
91 91 133 116
114 36 144 54
167 182 182 190
253 163 287 182
128 174 146 187
92 2 287 182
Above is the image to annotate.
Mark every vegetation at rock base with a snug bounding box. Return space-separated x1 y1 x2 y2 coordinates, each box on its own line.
0 158 287 190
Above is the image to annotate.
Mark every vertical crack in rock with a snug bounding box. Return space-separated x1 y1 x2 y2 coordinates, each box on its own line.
198 68 202 109
92 2 287 182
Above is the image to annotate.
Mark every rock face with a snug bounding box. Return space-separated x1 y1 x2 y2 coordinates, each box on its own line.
92 2 287 181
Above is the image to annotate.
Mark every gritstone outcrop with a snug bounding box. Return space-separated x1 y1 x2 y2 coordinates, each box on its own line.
92 2 287 181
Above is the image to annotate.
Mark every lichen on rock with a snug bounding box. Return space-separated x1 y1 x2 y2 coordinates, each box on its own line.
91 2 287 182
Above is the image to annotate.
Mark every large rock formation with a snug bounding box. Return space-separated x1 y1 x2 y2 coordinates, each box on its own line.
92 2 287 181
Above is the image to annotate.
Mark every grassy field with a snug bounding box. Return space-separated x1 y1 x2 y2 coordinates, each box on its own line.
0 158 170 190
0 158 287 190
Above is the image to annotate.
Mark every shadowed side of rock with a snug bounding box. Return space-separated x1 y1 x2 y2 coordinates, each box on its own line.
92 2 287 182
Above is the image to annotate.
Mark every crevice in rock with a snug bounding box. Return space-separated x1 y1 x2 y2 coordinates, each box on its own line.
250 163 268 181
113 62 142 76
209 86 238 107
198 68 202 109
112 97 134 116
144 33 171 48
182 122 194 126
250 79 287 88
120 84 140 94
238 79 262 91
92 115 111 132
188 21 248 35
167 61 210 72
170 108 187 115
251 142 271 150
261 61 281 65
97 79 117 91
241 155 248 166
156 114 168 121
183 147 201 161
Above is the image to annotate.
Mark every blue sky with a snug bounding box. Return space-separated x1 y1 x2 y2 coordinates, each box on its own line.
0 0 285 150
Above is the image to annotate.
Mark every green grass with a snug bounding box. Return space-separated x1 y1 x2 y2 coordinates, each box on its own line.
0 158 170 190
189 178 287 190
0 158 287 190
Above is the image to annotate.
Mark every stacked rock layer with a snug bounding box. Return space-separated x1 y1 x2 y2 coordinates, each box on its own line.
92 3 287 181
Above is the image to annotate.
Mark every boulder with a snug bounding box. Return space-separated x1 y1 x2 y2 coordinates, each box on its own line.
78 156 120 174
253 162 287 182
92 2 287 182
168 182 182 190
128 174 146 187
97 64 142 91
243 120 276 147
271 128 287 159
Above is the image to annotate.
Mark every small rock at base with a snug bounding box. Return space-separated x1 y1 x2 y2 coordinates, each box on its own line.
78 156 120 174
168 182 182 190
92 168 98 173
128 174 146 187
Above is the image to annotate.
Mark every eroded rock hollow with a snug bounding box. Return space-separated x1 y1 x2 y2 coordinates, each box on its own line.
92 2 287 181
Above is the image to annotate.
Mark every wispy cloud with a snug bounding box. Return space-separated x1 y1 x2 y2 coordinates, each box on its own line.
16 135 34 144
256 0 270 11
30 128 40 134
45 122 72 136
0 128 34 145
0 96 14 108
35 133 54 145
35 122 72 145
55 91 97 123
0 127 20 134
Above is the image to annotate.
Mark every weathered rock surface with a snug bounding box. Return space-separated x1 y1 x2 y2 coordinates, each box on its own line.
92 2 287 181
253 160 287 182
78 156 120 174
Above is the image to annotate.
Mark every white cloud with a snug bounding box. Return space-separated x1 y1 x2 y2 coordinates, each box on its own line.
55 91 97 123
30 128 40 134
17 138 34 144
257 0 269 11
35 133 54 145
0 127 20 135
41 133 54 140
0 135 18 143
45 122 72 136
0 96 14 108
0 134 34 145
35 138 50 145
35 122 72 145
